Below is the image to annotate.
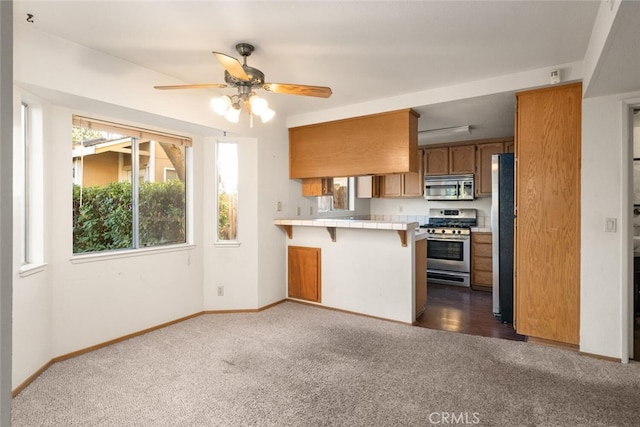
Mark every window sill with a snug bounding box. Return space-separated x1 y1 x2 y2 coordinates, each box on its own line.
19 263 48 278
70 243 196 264
213 241 241 248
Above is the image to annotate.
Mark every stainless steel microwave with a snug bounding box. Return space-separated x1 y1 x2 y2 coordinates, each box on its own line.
424 174 475 201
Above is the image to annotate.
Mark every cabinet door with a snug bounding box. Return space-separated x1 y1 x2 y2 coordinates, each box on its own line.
288 246 321 302
476 142 505 197
380 174 403 197
301 178 333 197
449 145 476 174
402 149 424 197
415 239 427 317
402 172 424 197
424 147 449 176
471 232 493 288
356 175 380 198
515 83 581 345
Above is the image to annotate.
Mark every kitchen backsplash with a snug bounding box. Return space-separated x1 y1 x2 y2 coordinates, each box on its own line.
367 214 490 228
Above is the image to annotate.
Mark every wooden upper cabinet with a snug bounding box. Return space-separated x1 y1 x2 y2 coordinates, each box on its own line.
449 145 476 174
379 174 403 198
475 142 505 197
514 82 581 346
424 147 449 176
356 175 380 198
380 148 424 198
425 145 475 175
504 140 515 153
289 109 420 178
302 178 333 197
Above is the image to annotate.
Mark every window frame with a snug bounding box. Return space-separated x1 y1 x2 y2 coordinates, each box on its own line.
215 139 240 246
318 177 355 214
71 115 192 257
18 99 45 274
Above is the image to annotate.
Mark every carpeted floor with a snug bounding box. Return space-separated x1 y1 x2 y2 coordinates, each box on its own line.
11 301 640 426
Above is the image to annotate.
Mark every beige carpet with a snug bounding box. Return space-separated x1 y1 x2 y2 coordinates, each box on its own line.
12 301 640 426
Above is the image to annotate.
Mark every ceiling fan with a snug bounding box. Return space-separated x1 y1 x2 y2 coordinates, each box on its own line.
154 43 332 124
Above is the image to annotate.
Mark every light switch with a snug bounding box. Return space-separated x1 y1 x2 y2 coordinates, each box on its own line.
605 217 617 233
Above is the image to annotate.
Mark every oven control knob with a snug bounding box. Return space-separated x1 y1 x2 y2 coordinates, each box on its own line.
441 229 446 234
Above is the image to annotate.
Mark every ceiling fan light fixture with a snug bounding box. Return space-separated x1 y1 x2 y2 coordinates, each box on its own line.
157 42 331 126
260 107 276 123
211 95 232 116
249 95 269 115
224 103 241 123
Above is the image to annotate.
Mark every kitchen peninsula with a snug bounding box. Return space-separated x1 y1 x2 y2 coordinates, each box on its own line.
275 218 427 323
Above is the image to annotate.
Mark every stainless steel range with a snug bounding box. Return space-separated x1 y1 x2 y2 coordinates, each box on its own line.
420 208 477 287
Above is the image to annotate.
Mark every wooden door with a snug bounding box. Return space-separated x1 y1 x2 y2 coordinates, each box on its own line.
515 83 581 345
476 142 505 197
288 246 321 302
449 145 475 174
424 147 449 175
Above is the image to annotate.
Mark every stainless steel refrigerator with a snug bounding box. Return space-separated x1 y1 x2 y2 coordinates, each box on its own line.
491 153 515 323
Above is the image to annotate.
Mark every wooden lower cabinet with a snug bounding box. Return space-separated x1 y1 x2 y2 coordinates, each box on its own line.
415 239 427 317
288 246 321 302
471 232 493 290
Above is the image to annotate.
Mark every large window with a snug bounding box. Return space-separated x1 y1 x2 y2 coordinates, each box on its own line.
216 141 238 242
72 116 190 254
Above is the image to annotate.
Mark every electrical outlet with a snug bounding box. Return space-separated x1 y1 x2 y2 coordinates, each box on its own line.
399 206 404 213
296 206 301 216
310 206 313 215
217 286 224 296
276 201 282 212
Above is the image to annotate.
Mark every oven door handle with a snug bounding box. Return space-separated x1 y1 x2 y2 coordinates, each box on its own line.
426 238 469 243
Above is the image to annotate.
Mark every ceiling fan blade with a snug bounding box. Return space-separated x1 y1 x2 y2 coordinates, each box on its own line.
154 83 228 90
213 51 250 81
264 83 332 98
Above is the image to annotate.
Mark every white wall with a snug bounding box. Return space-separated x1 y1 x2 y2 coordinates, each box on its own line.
581 90 640 361
12 24 288 387
11 88 52 389
285 226 414 323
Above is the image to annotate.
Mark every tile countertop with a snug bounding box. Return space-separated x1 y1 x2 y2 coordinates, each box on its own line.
274 218 420 231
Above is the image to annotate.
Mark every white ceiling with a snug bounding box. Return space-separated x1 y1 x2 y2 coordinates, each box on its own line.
14 0 607 141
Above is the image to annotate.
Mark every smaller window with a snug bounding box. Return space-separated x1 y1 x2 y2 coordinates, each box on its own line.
164 167 178 182
216 141 238 242
318 177 354 213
